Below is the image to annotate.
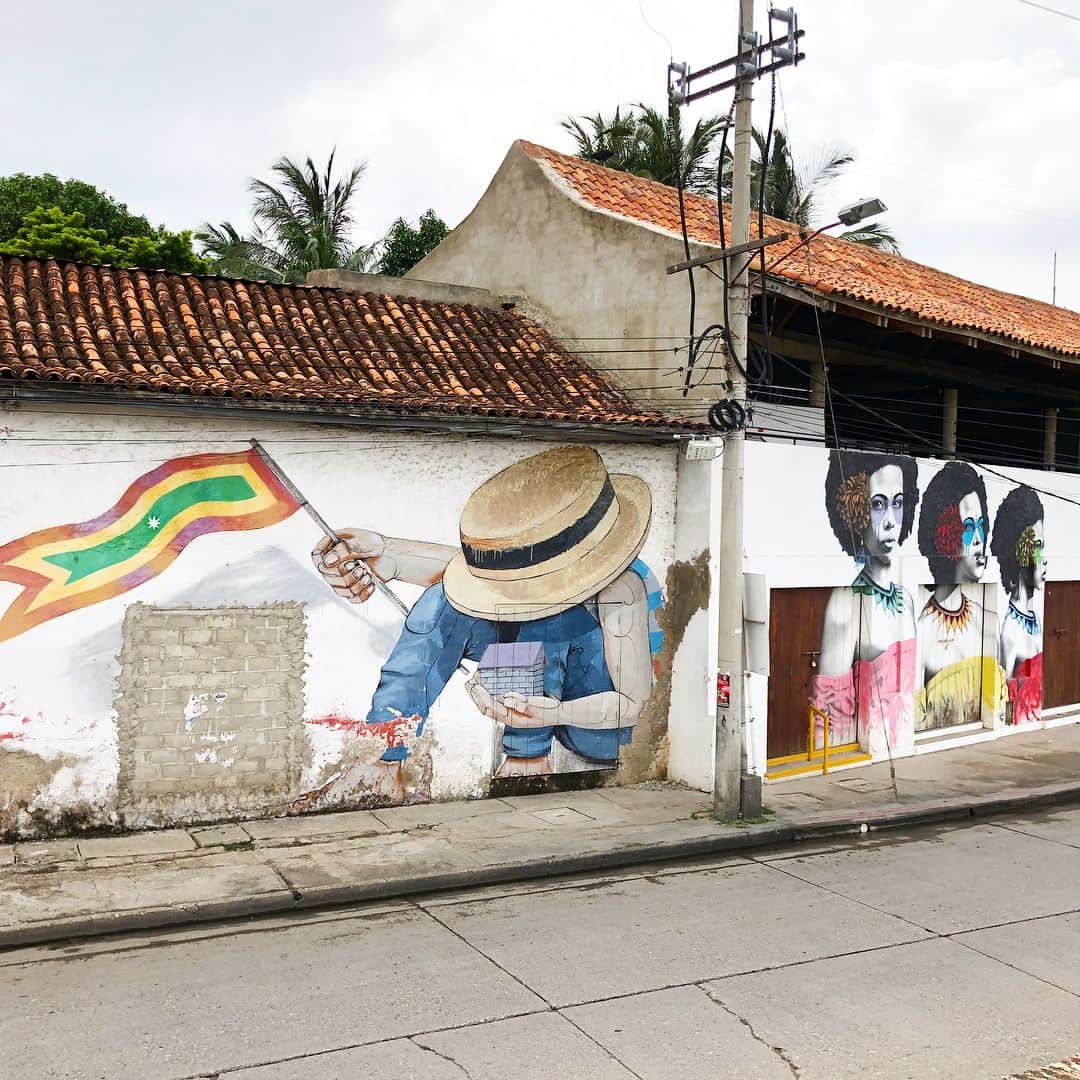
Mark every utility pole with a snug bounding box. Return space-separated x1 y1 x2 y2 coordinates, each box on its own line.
714 0 756 819
667 5 803 818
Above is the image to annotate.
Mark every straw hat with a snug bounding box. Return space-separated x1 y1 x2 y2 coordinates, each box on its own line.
442 446 652 621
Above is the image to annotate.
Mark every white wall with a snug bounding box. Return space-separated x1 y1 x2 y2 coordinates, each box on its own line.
0 403 681 835
412 144 728 414
737 442 1080 775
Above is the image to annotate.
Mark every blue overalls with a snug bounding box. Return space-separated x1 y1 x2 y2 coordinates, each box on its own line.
367 584 626 763
366 560 663 764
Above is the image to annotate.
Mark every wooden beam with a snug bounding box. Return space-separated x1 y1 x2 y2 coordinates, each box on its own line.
758 328 1080 405
762 279 1079 370
667 233 790 275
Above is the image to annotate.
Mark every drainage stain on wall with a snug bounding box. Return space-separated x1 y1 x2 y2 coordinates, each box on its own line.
0 747 65 836
620 549 711 783
114 603 308 827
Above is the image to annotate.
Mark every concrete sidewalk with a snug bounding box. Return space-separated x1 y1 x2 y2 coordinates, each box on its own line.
3 721 1079 949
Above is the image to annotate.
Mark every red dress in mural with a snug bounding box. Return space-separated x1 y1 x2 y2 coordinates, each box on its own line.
992 491 1046 729
810 610 917 753
1008 652 1043 727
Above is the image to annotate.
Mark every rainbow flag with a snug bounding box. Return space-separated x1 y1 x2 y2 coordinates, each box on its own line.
0 449 300 642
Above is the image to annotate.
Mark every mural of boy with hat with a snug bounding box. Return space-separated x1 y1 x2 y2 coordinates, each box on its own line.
311 446 662 784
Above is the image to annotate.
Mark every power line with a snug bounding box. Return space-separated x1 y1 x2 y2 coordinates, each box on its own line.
1017 0 1080 22
805 304 1080 509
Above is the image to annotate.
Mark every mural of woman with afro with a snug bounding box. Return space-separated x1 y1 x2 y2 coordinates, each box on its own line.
991 485 1047 726
915 461 1004 731
810 451 920 756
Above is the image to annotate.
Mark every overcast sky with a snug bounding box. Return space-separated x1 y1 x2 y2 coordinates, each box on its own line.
2 1 1078 309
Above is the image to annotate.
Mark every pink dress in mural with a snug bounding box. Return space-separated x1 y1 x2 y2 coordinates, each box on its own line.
1007 652 1043 727
810 638 917 751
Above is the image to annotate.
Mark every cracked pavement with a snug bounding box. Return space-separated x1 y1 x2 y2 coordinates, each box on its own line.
4 804 1080 1078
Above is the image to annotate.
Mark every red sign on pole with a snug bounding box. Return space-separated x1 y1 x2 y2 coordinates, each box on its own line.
716 672 731 709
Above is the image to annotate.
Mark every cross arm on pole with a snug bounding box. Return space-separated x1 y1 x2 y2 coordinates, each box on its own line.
666 233 790 275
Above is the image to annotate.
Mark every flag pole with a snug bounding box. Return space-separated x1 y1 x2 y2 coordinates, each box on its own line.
249 439 410 617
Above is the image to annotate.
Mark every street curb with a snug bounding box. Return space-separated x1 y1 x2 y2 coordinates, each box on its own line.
3 779 1080 950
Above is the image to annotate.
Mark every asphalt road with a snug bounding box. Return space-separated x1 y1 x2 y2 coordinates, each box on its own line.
4 805 1080 1080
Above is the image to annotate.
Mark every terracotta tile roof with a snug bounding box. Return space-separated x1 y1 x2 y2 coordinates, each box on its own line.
521 140 1080 360
0 256 692 430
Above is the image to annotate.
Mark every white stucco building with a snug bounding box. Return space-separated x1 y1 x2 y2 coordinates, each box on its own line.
414 140 1080 785
0 256 717 837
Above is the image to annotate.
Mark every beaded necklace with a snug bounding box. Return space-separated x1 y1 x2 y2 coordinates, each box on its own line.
926 593 973 636
1006 601 1039 637
852 570 904 616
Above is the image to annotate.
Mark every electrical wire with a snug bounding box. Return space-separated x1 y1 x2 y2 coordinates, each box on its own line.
753 15 779 387
712 100 735 390
673 103 700 397
803 302 1080 509
677 48 739 396
637 0 674 55
766 367 1063 465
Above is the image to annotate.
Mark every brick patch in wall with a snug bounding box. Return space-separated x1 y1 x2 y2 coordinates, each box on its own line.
114 604 307 828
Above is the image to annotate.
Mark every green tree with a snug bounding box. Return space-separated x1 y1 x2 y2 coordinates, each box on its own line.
562 105 728 195
560 108 638 172
0 206 210 272
114 231 210 274
0 173 155 245
729 127 900 252
376 210 449 277
0 206 115 262
565 106 899 252
198 151 377 284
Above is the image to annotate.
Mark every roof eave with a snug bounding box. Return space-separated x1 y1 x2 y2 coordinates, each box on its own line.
765 276 1080 368
0 381 700 444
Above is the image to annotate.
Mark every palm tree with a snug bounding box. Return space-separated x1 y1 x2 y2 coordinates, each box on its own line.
561 105 729 196
197 151 379 283
566 106 899 253
736 128 900 252
560 108 638 173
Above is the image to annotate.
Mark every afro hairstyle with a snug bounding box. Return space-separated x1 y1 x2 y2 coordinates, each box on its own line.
917 461 989 584
990 484 1045 594
824 450 920 558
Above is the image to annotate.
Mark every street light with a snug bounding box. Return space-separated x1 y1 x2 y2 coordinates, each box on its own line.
837 196 888 226
759 196 887 278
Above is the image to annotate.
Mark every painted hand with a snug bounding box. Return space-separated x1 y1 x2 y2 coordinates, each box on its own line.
466 674 513 724
466 678 562 728
501 693 561 728
311 528 391 605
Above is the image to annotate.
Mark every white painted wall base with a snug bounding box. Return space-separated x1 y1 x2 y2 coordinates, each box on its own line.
914 729 1000 755
1041 713 1080 730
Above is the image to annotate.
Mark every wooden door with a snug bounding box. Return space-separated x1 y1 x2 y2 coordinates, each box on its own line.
1044 581 1080 708
767 587 833 758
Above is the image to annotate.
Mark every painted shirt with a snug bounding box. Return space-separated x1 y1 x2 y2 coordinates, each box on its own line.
809 637 916 754
367 560 662 763
1000 601 1043 725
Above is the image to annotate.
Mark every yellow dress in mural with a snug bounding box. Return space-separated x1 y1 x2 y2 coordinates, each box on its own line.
916 654 1006 731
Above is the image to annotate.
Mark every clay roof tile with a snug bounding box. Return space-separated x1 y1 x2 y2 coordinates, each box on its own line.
0 256 691 431
519 140 1080 360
